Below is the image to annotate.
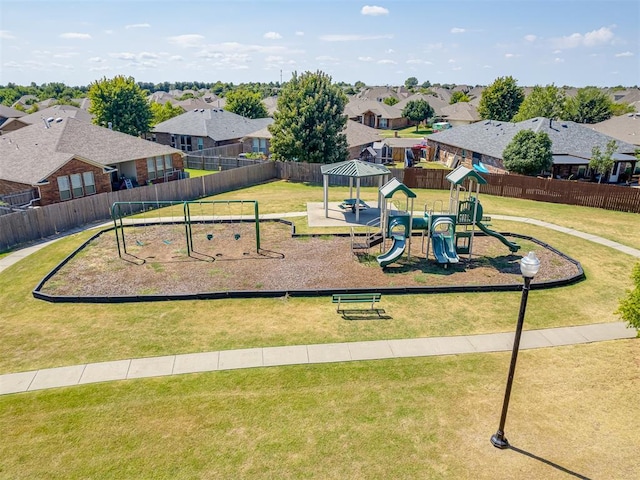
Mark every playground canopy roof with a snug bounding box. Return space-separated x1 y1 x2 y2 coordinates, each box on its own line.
446 165 487 186
320 159 390 178
379 177 416 198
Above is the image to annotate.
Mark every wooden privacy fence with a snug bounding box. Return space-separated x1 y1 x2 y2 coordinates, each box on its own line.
185 155 267 171
0 162 276 251
403 167 640 213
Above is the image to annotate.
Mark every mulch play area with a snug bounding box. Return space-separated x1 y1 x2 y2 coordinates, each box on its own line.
37 220 582 299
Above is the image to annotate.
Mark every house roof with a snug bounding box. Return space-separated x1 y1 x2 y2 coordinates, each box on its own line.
426 117 637 161
0 118 181 186
321 159 390 178
438 102 480 122
344 120 382 147
591 113 640 146
344 99 404 119
12 104 94 125
153 108 272 142
0 105 26 119
395 93 448 116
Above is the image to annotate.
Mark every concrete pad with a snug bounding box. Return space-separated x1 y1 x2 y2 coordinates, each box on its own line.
433 336 476 355
576 322 637 342
0 371 37 395
173 352 220 375
539 327 589 346
218 348 263 370
29 365 85 391
79 360 131 384
307 343 352 363
348 340 394 361
520 330 555 349
263 345 309 367
306 202 389 228
127 356 175 379
387 337 441 358
467 332 514 353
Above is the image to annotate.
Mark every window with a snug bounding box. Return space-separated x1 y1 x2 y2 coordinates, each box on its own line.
147 157 156 180
70 173 84 198
57 171 96 201
252 138 259 153
57 176 71 201
179 135 192 152
82 172 96 195
164 154 173 170
170 135 177 148
197 138 204 150
379 118 388 129
156 156 165 179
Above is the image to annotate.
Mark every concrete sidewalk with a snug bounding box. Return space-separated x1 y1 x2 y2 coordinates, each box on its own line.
1 322 635 396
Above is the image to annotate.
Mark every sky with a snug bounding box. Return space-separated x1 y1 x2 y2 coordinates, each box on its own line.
0 0 638 88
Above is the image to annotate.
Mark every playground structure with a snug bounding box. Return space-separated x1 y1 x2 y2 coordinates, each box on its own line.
111 200 260 263
374 166 520 268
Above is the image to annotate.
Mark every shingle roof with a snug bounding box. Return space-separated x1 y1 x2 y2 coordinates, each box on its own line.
0 105 26 119
426 117 637 160
321 159 390 177
591 113 640 146
0 118 181 185
344 99 404 119
17 105 94 125
438 102 480 122
152 108 272 142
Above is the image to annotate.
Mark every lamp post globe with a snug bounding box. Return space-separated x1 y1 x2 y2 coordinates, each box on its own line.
490 251 540 449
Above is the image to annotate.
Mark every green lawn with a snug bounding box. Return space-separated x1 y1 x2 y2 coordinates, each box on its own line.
379 126 433 138
185 167 218 178
0 180 638 478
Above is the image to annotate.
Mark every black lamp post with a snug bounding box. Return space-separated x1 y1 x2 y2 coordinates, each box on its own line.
491 251 541 449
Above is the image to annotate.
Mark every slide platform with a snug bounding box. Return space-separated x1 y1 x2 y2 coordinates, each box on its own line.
477 222 520 252
432 234 459 264
377 236 406 268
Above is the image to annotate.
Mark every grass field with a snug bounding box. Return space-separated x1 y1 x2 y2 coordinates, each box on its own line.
1 180 638 478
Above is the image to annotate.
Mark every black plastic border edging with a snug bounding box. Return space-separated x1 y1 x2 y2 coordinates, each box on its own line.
33 224 585 304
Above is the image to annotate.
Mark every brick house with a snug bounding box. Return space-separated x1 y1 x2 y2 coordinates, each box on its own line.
426 117 637 182
0 118 183 206
150 108 273 152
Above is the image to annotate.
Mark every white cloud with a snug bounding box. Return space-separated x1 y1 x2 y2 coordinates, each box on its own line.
109 51 160 63
169 55 184 62
0 30 16 40
361 5 389 16
450 27 466 34
452 66 462 71
295 31 304 36
406 59 432 65
89 57 105 63
553 26 614 49
482 64 492 69
59 32 91 40
358 56 374 62
553 49 562 54
377 59 397 64
505 53 521 58
386 48 394 54
104 30 114 35
264 31 282 40
319 33 393 41
89 66 111 72
168 34 205 47
448 58 456 63
615 51 634 57
53 52 78 59
524 34 537 42
126 23 151 29
316 55 339 62
554 57 565 63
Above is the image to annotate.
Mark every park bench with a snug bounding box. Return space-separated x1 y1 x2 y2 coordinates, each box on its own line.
332 293 383 317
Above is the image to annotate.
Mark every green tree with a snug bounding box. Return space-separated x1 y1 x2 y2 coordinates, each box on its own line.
450 91 470 104
502 130 553 175
513 84 566 122
150 101 185 126
383 96 399 106
564 87 613 124
88 75 152 136
617 262 640 330
401 99 434 131
589 139 618 183
405 77 419 89
269 70 348 163
610 102 636 116
224 89 268 119
354 80 366 90
478 76 524 121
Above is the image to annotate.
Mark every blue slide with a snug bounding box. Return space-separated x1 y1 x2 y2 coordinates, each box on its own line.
432 234 460 264
377 236 406 268
477 222 521 253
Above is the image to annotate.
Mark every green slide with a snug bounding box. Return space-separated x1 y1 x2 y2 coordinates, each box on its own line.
477 222 520 253
377 236 406 268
